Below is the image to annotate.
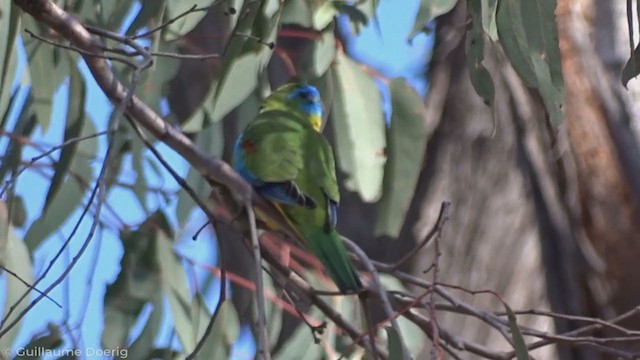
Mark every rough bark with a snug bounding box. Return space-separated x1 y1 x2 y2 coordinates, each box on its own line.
558 0 640 356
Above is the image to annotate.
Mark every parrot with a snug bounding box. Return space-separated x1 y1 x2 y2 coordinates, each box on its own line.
233 83 363 293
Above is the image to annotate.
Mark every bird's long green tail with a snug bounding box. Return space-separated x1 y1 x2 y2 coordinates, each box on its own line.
305 228 362 293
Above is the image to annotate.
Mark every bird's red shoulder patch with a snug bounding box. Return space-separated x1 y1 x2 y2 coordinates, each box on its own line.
240 139 257 153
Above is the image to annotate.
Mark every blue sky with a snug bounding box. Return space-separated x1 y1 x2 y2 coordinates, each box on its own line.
1 1 432 359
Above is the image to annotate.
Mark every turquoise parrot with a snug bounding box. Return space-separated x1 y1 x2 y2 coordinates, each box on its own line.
233 83 362 293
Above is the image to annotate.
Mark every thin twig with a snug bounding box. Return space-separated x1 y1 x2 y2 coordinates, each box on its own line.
0 130 110 199
23 29 138 67
389 201 450 271
0 266 61 308
247 205 271 360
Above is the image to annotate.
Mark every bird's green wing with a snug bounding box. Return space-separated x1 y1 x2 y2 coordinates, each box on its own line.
242 112 307 183
308 134 340 204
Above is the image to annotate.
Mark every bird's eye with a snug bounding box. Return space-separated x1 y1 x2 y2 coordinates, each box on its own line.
298 90 313 101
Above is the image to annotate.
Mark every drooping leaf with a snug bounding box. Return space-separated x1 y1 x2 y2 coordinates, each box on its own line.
102 213 166 349
378 275 426 356
622 44 640 86
127 297 164 359
496 0 564 124
281 0 313 27
385 326 411 360
504 302 530 360
274 306 325 360
0 1 20 125
156 225 199 353
331 51 386 202
313 1 369 31
375 79 427 238
0 93 37 186
496 0 536 87
0 203 34 351
206 0 284 123
408 0 458 40
466 0 495 103
301 25 337 79
481 0 499 41
44 60 86 212
22 17 67 132
24 117 97 252
164 0 220 41
197 301 240 360
8 194 26 228
518 0 563 124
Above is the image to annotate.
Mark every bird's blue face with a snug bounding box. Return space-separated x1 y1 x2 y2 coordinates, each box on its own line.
288 85 323 131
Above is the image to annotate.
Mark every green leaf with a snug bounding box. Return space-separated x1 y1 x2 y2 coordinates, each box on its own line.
24 118 97 252
622 44 640 86
481 0 499 41
313 1 369 31
197 301 240 360
127 296 164 359
281 0 313 27
496 0 536 87
0 93 37 182
408 0 458 40
466 0 495 103
8 194 27 228
156 228 199 353
518 0 563 124
22 17 66 132
375 79 427 238
0 2 20 125
103 218 164 349
308 26 337 78
164 0 220 41
385 326 410 360
274 306 325 360
0 215 34 351
331 51 386 202
44 60 86 212
206 0 284 123
496 0 564 124
504 303 530 360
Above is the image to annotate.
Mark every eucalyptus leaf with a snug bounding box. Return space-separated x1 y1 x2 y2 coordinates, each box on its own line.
24 117 97 252
504 302 530 360
466 0 495 103
164 0 220 41
197 301 240 360
127 296 164 359
375 79 427 238
0 2 20 125
0 214 33 352
207 0 284 123
408 0 458 40
156 228 197 352
331 51 386 202
44 60 86 212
